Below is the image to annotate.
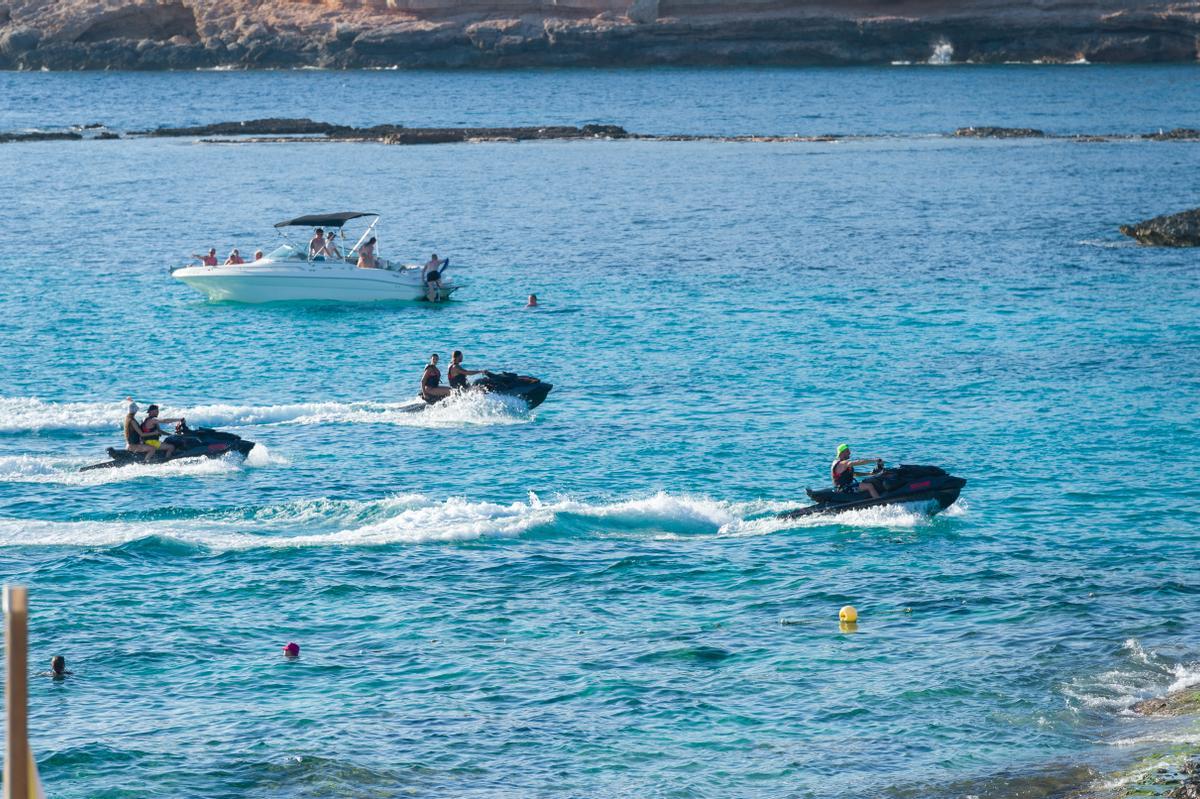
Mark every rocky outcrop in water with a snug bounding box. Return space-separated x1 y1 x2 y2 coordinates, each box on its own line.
955 126 1047 138
1133 687 1200 714
1120 208 1200 246
0 0 1198 70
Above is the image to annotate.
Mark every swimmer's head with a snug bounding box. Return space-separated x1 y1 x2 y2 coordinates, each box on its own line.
50 655 66 674
283 642 300 658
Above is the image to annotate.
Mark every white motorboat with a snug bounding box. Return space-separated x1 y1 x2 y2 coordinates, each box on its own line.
171 212 462 304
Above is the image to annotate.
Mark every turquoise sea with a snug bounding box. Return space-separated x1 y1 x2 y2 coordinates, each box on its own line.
0 66 1198 798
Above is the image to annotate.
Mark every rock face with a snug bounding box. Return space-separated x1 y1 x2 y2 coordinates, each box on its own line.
1120 208 1200 246
0 0 1198 69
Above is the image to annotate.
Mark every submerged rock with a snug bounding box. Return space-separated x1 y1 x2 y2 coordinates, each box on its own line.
954 126 1046 138
1120 208 1200 247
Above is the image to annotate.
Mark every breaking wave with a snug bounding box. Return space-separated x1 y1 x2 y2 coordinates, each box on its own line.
1061 638 1200 717
0 490 960 551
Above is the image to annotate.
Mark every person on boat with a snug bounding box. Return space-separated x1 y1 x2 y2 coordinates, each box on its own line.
526 294 538 308
309 228 326 260
448 350 486 390
122 401 156 461
421 354 452 403
357 237 378 269
224 249 245 266
139 404 184 462
253 250 264 261
322 232 342 260
192 248 218 266
423 254 446 302
831 444 883 499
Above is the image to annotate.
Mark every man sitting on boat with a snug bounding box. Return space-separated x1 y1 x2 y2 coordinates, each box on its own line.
832 443 883 499
309 228 327 260
192 248 218 266
224 249 244 265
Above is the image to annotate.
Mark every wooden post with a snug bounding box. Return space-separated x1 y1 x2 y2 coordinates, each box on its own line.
4 585 29 799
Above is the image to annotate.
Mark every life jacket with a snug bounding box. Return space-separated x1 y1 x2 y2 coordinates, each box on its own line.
448 365 468 390
422 366 440 390
832 460 856 490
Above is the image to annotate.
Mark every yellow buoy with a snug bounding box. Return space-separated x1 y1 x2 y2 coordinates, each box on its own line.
839 605 858 623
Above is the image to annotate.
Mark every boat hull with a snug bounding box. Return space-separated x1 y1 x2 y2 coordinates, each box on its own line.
173 264 461 304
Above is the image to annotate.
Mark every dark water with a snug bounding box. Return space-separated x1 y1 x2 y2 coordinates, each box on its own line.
0 65 1198 798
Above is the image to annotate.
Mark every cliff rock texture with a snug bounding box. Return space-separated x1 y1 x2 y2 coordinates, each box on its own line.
1 0 1198 69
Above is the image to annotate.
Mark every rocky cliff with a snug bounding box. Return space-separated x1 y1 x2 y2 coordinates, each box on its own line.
0 0 1197 69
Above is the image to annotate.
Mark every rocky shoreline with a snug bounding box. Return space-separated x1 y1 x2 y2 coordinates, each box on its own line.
6 119 1200 147
1 1 1199 70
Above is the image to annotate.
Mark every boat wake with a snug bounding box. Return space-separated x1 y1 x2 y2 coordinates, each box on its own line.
0 489 963 550
0 444 285 485
0 394 532 434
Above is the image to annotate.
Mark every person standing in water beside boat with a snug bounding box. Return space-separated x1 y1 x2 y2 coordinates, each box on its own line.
423 254 447 301
832 443 884 499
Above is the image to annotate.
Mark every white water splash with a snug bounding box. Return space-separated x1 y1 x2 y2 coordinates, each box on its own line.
0 393 530 434
928 40 954 65
0 489 962 551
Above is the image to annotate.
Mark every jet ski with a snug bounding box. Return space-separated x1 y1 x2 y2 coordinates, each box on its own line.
414 371 553 411
779 464 966 519
80 420 255 471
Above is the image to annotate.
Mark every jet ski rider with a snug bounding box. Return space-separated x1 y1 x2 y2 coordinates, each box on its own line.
421 354 452 403
832 444 883 499
447 350 486 390
122 401 157 461
139 404 184 462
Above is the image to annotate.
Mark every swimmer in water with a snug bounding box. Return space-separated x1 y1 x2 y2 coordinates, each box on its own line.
283 642 300 658
526 293 538 308
41 655 73 679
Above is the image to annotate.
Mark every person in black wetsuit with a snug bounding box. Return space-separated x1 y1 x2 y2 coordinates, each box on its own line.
421 354 452 403
831 443 883 499
447 350 486 391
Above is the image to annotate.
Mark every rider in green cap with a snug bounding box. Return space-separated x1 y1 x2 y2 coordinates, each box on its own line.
832 443 884 498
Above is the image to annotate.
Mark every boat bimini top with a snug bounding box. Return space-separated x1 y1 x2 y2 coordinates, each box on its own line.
273 211 380 263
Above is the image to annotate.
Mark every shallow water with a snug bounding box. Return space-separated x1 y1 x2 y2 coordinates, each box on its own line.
0 66 1199 798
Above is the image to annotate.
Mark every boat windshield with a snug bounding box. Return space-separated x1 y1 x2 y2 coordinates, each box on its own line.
266 244 306 261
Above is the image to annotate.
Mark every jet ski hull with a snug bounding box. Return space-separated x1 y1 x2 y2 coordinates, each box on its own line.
80 428 255 471
778 465 965 520
417 372 553 411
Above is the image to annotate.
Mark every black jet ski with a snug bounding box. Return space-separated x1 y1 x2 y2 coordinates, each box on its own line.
417 371 553 410
80 420 255 471
779 464 966 519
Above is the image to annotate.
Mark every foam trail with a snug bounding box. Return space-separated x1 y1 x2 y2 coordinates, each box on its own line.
0 490 959 551
0 446 282 486
0 394 530 434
